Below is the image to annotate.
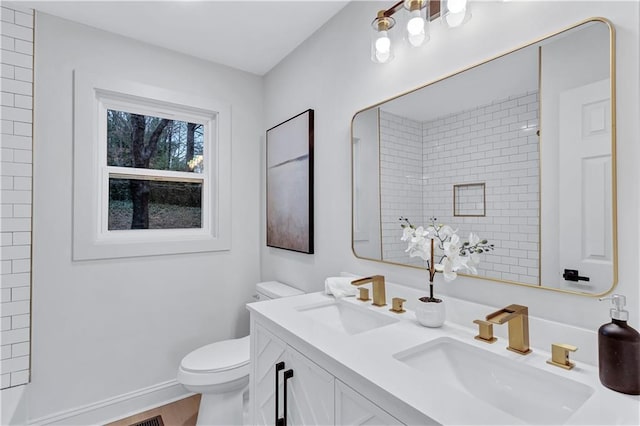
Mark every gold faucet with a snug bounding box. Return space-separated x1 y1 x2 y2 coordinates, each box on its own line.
486 304 531 355
351 275 386 307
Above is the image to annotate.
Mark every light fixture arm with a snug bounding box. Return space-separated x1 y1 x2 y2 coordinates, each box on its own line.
379 0 440 21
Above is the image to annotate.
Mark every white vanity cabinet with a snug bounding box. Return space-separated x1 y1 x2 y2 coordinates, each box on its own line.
251 322 334 425
251 320 404 426
335 380 405 425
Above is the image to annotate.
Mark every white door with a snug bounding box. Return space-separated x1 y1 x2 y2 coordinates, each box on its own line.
558 79 613 292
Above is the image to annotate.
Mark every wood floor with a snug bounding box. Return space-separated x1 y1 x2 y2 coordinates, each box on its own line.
105 394 200 426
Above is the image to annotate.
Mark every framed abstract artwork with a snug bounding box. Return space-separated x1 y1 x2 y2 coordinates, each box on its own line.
266 109 314 253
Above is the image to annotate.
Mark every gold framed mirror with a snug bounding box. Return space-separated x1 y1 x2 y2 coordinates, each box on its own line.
351 18 617 296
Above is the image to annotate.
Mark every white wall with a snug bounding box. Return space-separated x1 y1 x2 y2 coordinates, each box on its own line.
1 3 33 390
24 12 262 422
262 1 639 334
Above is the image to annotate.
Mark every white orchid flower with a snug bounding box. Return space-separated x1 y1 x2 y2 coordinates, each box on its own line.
468 232 480 246
400 218 490 283
437 258 458 282
401 226 414 241
443 233 460 257
438 224 457 239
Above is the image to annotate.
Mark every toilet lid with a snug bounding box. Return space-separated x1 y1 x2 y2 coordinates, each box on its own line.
181 336 250 373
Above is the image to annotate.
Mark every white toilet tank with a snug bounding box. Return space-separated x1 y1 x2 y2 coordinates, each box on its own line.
254 281 304 302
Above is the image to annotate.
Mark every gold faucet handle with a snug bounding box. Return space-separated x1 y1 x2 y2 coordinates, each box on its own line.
546 343 578 370
473 319 497 343
357 287 371 302
389 297 406 313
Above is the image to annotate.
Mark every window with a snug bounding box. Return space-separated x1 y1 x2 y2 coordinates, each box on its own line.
105 109 205 231
73 71 231 260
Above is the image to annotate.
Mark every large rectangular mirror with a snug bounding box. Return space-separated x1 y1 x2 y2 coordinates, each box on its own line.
351 18 617 296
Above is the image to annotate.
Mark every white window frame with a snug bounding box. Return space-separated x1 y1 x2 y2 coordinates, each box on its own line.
73 71 231 260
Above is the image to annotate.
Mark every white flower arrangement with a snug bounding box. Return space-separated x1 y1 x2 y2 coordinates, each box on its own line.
400 217 494 301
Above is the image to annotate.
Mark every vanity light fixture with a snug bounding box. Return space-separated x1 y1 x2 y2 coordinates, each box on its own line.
371 0 471 64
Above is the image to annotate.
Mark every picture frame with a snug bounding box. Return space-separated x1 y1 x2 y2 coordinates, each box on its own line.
266 109 314 253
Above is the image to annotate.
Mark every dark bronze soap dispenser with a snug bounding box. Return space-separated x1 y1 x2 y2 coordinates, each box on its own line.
598 294 640 395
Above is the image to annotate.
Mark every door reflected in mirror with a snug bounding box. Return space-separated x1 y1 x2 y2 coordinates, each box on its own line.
351 19 616 296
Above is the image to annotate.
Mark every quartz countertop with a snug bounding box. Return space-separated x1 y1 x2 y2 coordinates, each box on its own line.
248 288 640 425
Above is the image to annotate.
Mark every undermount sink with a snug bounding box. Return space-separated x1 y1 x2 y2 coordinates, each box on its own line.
296 300 398 335
393 337 594 425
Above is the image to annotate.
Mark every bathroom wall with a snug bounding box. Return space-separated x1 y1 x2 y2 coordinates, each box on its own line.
378 90 540 282
262 1 639 332
1 4 33 391
421 91 540 285
23 12 262 423
379 111 423 267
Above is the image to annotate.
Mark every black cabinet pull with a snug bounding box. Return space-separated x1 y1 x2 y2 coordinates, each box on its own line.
275 362 285 426
563 269 590 282
283 369 294 426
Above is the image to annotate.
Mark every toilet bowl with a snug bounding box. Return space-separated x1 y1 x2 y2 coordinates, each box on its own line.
177 281 304 426
178 336 250 426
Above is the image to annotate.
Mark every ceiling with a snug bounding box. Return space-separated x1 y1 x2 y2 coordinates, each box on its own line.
24 1 350 76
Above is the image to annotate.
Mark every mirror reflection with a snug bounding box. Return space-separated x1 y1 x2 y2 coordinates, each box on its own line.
351 19 616 295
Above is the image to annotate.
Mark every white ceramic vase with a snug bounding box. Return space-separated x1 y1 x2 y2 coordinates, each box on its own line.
415 297 446 327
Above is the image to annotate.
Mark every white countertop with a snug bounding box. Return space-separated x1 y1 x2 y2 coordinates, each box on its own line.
248 290 640 425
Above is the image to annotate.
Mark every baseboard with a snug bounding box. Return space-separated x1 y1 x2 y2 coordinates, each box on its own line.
28 380 193 425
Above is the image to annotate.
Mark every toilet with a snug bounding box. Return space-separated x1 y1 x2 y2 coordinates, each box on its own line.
177 281 304 426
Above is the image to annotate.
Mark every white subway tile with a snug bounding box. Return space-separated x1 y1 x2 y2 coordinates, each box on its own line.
12 204 30 218
1 22 31 42
1 344 10 360
13 94 31 109
2 4 33 15
1 299 27 319
0 232 11 246
11 341 28 356
1 106 31 123
0 204 12 217
11 286 29 301
10 369 28 386
13 121 32 136
0 162 31 178
12 149 30 164
1 119 14 134
11 258 29 273
0 134 30 149
2 218 31 232
11 232 29 245
1 373 9 389
13 11 33 28
1 91 14 106
12 176 30 190
1 34 15 51
0 190 31 204
1 245 29 261
0 272 29 288
1 7 15 24
13 64 31 82
0 288 9 302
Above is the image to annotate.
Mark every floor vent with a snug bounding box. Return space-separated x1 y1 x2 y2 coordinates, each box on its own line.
129 415 164 426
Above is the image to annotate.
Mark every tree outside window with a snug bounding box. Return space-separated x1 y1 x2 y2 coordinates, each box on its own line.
106 109 205 230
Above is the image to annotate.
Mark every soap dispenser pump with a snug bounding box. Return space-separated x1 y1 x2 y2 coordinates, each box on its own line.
598 294 640 395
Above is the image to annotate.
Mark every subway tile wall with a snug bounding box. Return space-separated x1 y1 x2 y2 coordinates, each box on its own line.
380 91 539 284
379 111 424 267
1 4 33 389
